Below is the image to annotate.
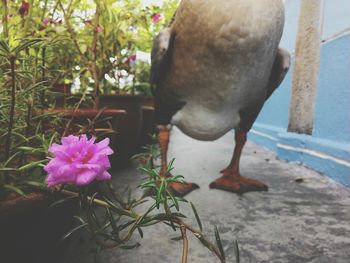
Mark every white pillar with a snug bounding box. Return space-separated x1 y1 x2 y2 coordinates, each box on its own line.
288 0 324 134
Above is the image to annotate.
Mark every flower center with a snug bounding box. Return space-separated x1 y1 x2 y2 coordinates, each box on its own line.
81 149 94 163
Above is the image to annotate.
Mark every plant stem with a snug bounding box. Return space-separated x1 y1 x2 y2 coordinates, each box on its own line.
41 46 46 107
23 0 35 35
61 189 224 262
59 1 90 67
61 189 109 208
2 0 9 38
177 219 226 263
20 97 33 172
41 0 49 20
92 0 100 101
4 55 16 176
59 0 100 107
62 91 86 137
180 225 189 263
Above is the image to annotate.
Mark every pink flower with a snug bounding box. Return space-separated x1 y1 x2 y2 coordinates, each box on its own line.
44 135 114 187
43 18 50 25
19 1 30 17
151 13 162 23
96 25 103 33
128 54 137 63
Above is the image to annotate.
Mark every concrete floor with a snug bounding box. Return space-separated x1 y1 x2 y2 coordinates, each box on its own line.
63 127 350 263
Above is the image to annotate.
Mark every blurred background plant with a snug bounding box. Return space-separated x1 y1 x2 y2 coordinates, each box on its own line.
10 0 178 97
0 36 61 196
0 0 179 196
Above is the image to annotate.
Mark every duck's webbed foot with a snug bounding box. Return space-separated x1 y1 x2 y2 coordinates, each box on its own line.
167 180 200 197
209 171 268 194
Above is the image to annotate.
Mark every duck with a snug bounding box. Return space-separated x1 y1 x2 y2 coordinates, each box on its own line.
151 0 291 196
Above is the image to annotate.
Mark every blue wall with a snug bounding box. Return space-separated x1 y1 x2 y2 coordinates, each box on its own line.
323 0 350 39
248 0 350 186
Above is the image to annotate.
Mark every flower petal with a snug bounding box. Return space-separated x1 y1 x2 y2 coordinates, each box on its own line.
97 170 112 181
75 169 97 185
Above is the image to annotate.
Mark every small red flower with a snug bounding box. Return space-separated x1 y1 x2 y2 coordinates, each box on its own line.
96 25 103 33
128 54 137 63
19 0 30 17
43 18 50 26
151 13 162 24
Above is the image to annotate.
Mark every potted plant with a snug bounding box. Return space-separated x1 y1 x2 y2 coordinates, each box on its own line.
59 0 181 150
0 2 239 263
0 32 78 262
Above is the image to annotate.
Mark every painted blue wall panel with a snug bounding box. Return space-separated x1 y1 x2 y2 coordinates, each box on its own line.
280 0 301 52
249 3 350 186
254 66 293 128
313 33 350 143
254 0 300 129
323 0 350 40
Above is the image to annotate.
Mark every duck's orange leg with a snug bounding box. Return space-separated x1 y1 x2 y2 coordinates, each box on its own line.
209 130 268 194
158 126 199 197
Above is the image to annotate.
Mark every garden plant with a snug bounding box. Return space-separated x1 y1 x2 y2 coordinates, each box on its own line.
0 1 239 262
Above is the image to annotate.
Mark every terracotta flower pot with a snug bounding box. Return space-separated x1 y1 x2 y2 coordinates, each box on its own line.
43 108 126 136
97 94 144 164
140 105 156 146
0 191 77 263
142 96 155 108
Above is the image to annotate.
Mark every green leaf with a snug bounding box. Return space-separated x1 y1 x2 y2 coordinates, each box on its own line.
120 243 140 249
137 227 144 238
140 180 156 189
138 167 159 178
106 207 120 239
0 167 17 171
214 225 226 261
49 195 78 210
17 146 37 151
3 151 22 166
61 222 88 241
158 179 165 200
0 40 10 54
3 184 25 196
171 235 183 241
12 39 43 54
167 190 179 211
11 131 30 142
117 220 135 232
234 240 240 263
190 202 202 231
17 159 47 171
20 180 46 189
80 43 88 54
169 175 185 181
73 216 86 225
167 158 175 173
94 246 102 263
103 197 130 217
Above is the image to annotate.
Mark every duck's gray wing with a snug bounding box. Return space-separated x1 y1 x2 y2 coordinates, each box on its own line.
150 28 175 92
239 48 291 131
265 48 291 100
151 28 186 125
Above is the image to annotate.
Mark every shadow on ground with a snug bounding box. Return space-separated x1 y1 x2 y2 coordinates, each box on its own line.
61 127 350 263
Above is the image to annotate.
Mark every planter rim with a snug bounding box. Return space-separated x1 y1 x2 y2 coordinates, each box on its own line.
0 191 49 220
98 94 145 101
43 108 126 117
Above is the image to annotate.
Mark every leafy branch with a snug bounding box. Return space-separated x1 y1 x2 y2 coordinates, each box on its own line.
54 143 239 263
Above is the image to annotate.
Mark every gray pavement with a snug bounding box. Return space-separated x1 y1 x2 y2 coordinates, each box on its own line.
63 127 350 263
